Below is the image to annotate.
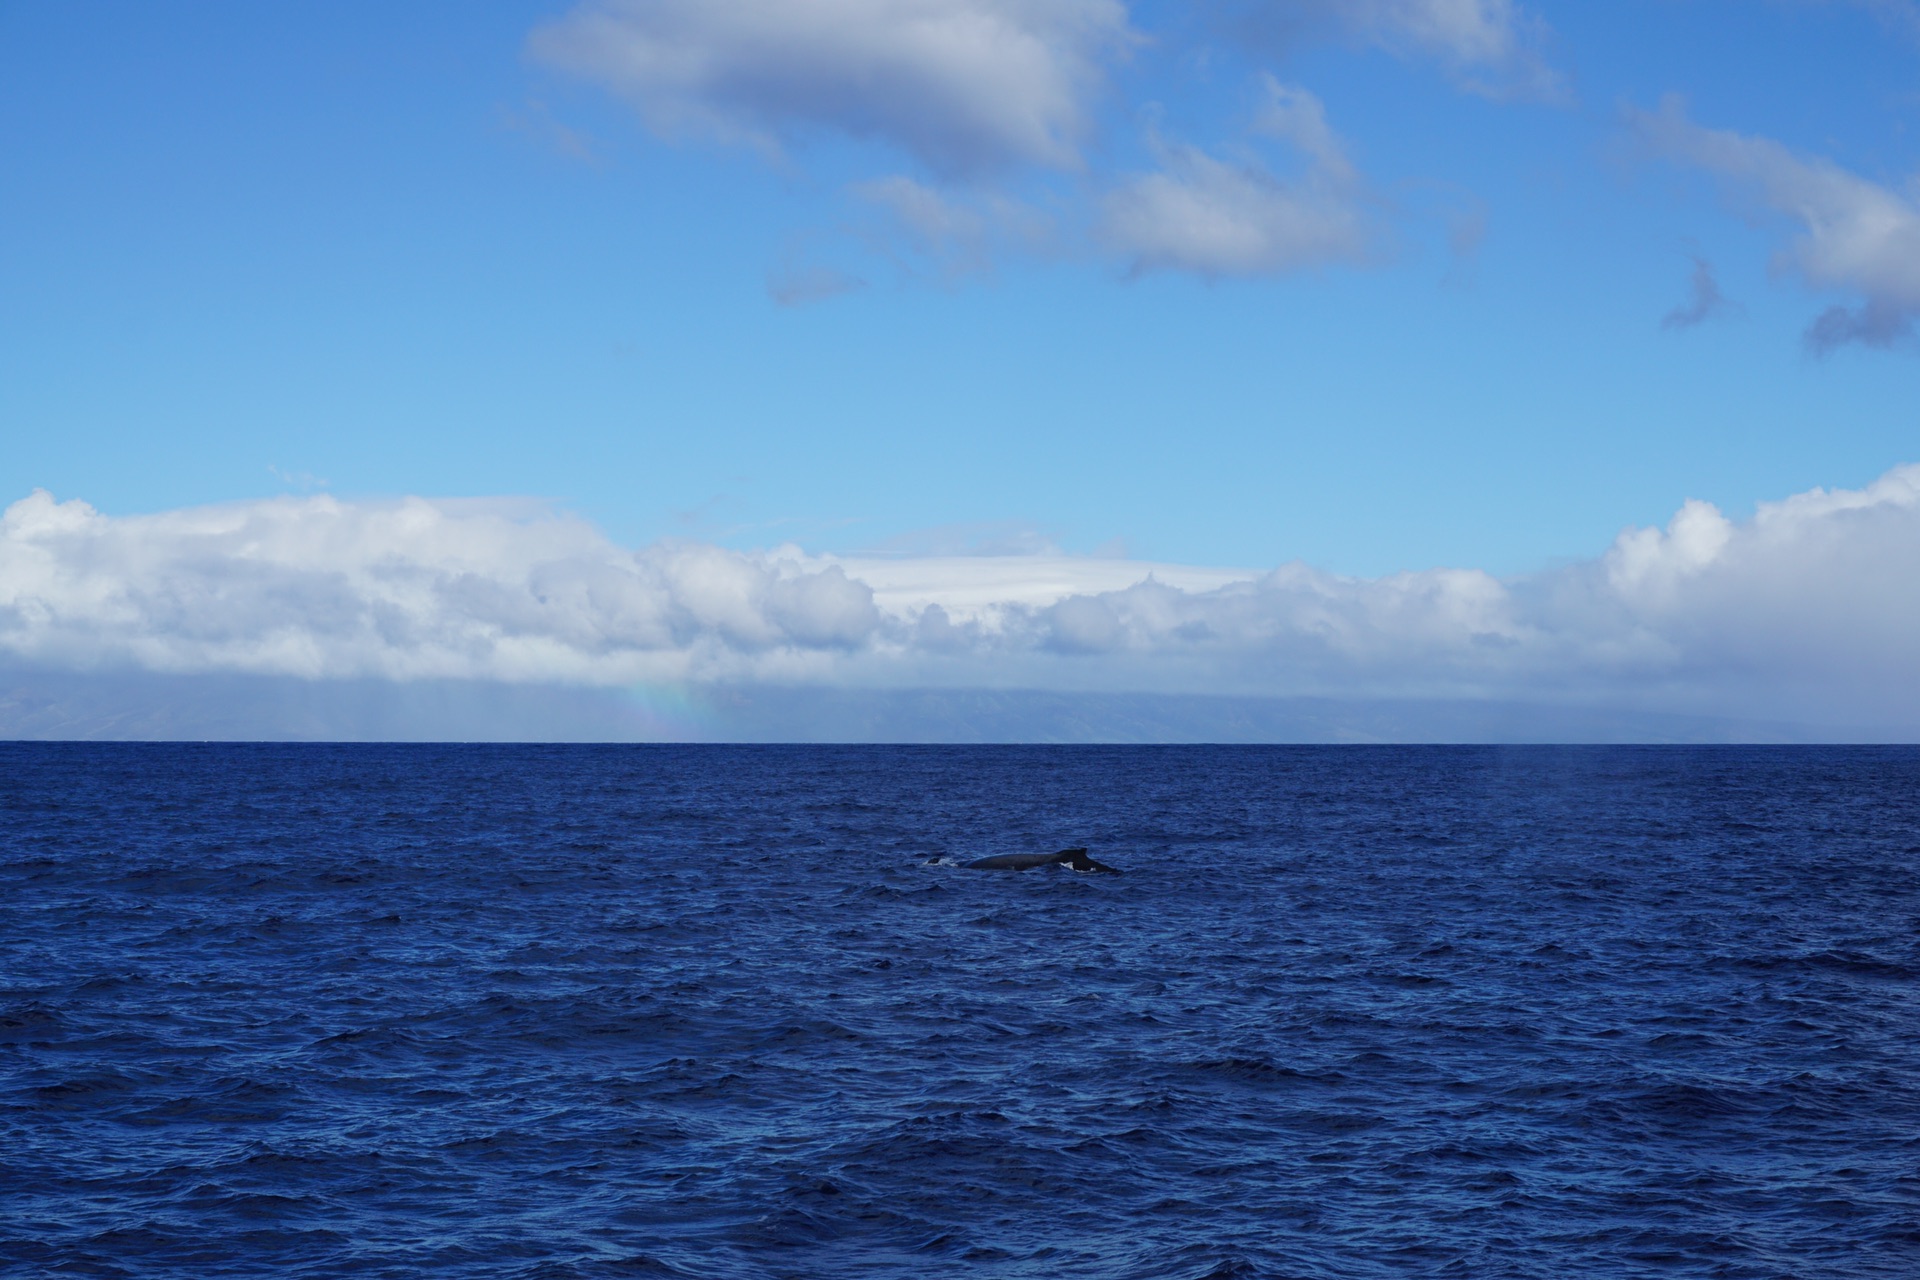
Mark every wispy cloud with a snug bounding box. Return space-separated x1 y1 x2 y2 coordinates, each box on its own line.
766 262 867 306
1661 252 1741 330
851 175 1057 279
1100 79 1376 278
1788 0 1920 41
266 464 330 493
498 97 600 162
1629 95 1920 353
8 467 1920 728
1210 0 1566 102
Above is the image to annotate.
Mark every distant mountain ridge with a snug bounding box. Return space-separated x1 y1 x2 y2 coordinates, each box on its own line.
0 668 1867 744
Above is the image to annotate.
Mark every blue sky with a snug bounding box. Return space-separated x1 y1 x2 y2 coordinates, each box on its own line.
2 1 1918 738
4 0 1914 573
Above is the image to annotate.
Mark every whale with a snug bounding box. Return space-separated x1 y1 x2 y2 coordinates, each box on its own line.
963 847 1120 874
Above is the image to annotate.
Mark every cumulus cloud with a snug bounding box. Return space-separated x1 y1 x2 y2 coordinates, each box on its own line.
1213 0 1564 102
1100 80 1374 278
528 0 1134 177
8 467 1920 730
0 492 881 686
1630 96 1920 353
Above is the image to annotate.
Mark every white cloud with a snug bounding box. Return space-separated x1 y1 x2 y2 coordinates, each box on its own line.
528 0 1135 177
1348 0 1560 98
525 5 1517 284
0 492 882 686
8 466 1920 730
1100 80 1374 278
1630 96 1920 352
1590 468 1920 692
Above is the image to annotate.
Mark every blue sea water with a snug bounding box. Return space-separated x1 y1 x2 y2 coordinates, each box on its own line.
2 744 1918 1279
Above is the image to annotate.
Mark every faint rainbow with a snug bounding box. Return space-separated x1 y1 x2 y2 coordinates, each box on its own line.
614 681 725 741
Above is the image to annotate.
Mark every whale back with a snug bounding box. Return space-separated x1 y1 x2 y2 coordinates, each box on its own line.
1055 848 1121 874
961 847 1120 872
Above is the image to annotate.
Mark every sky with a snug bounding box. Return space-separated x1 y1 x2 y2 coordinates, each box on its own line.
2 0 1918 739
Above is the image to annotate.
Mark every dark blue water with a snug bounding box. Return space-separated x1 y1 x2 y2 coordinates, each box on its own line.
4 745 1918 1279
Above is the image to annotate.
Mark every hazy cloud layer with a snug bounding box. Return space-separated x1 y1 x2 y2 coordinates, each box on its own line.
1632 96 1920 352
7 466 1920 729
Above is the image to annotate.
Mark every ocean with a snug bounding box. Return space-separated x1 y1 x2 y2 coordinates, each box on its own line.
3 744 1917 1278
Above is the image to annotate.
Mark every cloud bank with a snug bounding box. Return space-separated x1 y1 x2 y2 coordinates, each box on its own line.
6 466 1920 732
0 493 879 687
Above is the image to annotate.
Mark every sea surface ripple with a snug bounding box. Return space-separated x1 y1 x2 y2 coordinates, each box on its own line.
3 744 1918 1278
